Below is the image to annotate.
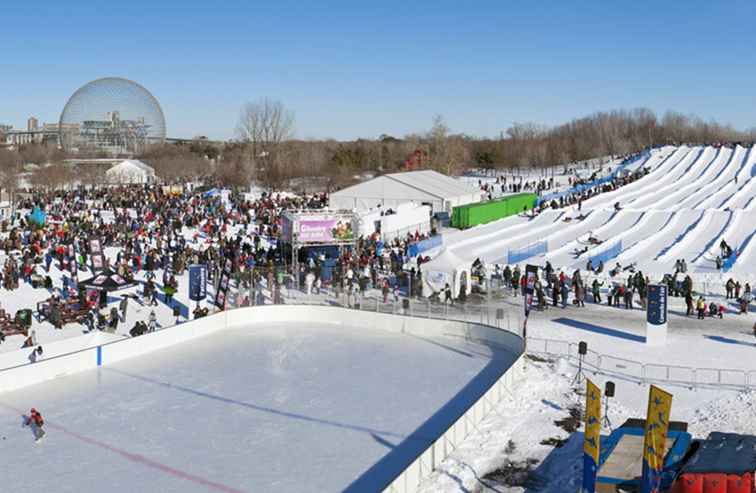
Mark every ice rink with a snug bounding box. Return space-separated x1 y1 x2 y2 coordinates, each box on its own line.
0 321 519 493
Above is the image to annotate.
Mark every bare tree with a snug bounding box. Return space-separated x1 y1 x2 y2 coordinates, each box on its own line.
427 115 469 175
236 98 295 186
0 149 21 204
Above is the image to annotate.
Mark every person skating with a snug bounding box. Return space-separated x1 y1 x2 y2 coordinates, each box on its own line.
24 408 46 442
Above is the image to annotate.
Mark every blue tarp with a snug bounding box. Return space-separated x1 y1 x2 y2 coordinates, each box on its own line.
408 235 443 258
681 432 756 474
507 241 548 264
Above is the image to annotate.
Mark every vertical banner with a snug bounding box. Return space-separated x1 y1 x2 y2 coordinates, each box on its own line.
188 264 208 302
646 285 667 325
214 258 233 309
524 264 538 295
89 237 104 273
641 385 673 493
524 264 538 319
646 284 668 346
582 379 601 493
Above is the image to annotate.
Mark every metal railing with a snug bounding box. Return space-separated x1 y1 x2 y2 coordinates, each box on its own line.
526 336 756 390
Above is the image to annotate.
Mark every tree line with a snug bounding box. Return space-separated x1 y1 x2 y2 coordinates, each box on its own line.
1 103 754 193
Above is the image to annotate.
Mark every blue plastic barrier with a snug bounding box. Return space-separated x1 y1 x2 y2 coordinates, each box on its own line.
507 241 548 264
536 151 650 207
408 235 443 258
588 240 623 266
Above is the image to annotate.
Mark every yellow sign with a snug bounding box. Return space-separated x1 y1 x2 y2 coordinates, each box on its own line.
642 385 673 471
584 379 601 464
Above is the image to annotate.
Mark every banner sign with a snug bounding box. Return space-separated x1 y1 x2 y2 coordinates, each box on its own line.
89 237 105 273
407 235 443 257
282 212 356 244
188 264 208 302
646 284 667 326
525 264 538 295
641 385 673 493
214 258 233 309
582 379 601 493
298 219 353 242
508 241 547 265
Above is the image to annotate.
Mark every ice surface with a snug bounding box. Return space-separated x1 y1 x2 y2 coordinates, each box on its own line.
0 321 518 493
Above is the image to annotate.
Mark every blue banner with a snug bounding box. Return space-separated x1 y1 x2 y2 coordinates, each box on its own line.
408 235 443 257
588 240 623 266
646 284 667 326
507 241 547 265
188 264 208 302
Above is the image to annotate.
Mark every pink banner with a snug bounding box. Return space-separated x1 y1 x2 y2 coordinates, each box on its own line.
297 219 353 243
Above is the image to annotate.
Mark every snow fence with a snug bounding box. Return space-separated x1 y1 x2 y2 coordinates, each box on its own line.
0 304 525 493
507 240 548 264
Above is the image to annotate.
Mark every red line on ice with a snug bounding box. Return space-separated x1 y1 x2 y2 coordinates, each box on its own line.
0 402 247 493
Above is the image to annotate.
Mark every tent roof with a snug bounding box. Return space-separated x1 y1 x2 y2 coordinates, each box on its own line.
79 269 137 291
384 170 480 200
331 170 480 201
423 247 472 273
106 160 155 175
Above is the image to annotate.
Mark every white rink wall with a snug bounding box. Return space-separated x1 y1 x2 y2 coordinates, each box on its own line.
0 305 525 493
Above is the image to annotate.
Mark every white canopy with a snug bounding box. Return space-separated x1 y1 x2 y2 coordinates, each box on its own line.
421 247 473 299
106 160 156 184
329 169 481 213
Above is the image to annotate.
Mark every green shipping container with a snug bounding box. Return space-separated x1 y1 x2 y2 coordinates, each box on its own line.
451 193 537 229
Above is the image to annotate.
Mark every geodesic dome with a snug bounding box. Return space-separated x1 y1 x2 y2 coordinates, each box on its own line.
59 77 166 155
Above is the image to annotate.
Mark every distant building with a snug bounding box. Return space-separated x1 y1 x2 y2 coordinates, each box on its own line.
5 119 61 146
0 124 12 147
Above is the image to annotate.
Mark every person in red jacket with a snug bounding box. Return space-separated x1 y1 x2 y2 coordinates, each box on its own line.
24 408 46 442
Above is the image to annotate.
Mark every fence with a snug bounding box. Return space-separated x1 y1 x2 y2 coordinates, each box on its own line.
507 241 548 264
0 291 526 493
536 150 650 206
588 240 623 266
526 336 756 390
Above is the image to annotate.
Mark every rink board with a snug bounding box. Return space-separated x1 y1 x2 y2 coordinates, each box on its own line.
0 321 518 493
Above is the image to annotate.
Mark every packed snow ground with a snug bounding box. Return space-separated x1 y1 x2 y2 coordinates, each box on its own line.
0 321 519 493
417 293 756 493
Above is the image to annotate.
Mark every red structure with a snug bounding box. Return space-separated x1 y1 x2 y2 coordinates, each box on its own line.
404 149 428 170
671 433 755 493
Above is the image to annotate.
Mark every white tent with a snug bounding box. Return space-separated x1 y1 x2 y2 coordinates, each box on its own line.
421 247 473 299
329 170 481 213
106 160 156 184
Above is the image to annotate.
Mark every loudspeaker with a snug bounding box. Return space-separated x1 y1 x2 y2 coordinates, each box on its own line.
578 341 588 355
604 381 615 398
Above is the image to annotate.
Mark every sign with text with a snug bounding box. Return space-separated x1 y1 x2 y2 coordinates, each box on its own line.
282 212 356 244
188 264 207 302
647 284 667 325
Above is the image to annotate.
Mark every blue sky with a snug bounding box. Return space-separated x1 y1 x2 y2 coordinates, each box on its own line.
2 1 755 140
